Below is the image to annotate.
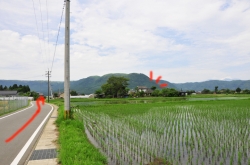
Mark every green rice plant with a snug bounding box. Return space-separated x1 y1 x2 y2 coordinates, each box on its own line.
56 98 250 165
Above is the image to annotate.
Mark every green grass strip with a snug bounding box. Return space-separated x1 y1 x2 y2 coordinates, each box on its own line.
54 103 107 165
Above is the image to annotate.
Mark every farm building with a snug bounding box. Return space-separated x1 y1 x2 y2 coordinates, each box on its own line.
0 91 18 97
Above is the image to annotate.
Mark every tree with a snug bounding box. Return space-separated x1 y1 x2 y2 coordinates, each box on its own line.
214 86 218 93
202 88 211 94
162 88 179 97
125 88 130 94
186 90 195 95
101 76 129 98
225 88 231 94
242 89 250 94
94 89 102 98
0 85 3 90
101 83 113 96
236 87 241 93
139 91 145 97
134 86 139 93
23 85 30 93
70 90 78 96
30 91 39 100
95 89 102 95
151 86 157 91
13 84 18 89
152 89 160 97
53 93 59 97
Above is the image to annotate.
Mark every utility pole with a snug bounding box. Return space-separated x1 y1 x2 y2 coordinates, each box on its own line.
64 0 70 119
45 70 51 102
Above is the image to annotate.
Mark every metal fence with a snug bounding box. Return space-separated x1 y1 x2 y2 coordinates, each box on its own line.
0 96 29 115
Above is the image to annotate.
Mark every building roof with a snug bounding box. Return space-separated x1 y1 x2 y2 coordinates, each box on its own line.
0 91 18 96
137 86 148 89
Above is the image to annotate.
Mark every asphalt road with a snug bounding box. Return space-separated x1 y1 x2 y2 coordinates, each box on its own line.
0 101 53 165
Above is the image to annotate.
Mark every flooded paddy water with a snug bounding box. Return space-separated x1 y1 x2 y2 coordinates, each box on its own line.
74 103 250 165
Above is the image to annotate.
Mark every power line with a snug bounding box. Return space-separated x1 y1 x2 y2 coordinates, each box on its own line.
45 0 51 66
38 0 49 69
31 0 46 71
50 2 66 72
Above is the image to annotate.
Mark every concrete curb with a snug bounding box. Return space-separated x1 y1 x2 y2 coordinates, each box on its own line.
26 104 58 165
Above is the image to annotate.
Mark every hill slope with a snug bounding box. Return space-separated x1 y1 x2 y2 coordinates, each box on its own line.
1 73 250 95
72 73 175 94
174 80 250 91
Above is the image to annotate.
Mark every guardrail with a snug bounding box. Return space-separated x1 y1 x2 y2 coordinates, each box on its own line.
0 96 29 115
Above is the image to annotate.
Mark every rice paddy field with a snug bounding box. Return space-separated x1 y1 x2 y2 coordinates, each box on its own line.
53 95 250 165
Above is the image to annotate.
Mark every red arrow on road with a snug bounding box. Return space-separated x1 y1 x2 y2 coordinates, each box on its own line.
5 96 45 143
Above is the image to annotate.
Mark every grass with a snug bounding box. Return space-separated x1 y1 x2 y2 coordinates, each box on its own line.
51 95 250 164
51 100 107 165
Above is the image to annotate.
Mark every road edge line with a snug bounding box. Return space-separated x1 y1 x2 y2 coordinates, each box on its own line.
10 104 54 165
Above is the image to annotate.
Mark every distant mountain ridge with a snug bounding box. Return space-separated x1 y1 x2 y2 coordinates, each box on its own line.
0 73 249 95
174 80 250 91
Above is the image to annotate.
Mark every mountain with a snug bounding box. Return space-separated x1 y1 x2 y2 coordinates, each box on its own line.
174 80 250 91
71 73 175 94
1 73 250 95
0 73 175 95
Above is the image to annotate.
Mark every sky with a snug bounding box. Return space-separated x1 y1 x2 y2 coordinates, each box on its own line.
0 0 250 83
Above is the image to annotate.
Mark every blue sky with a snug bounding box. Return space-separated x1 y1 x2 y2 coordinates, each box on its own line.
0 0 250 83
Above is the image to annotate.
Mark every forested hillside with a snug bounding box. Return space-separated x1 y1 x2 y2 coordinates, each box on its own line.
1 73 250 95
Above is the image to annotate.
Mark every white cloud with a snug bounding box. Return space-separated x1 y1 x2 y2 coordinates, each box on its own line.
0 0 250 83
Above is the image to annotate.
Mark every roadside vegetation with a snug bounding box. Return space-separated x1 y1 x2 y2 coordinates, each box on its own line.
51 99 107 165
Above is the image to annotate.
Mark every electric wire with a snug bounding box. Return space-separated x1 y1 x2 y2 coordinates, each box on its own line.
31 0 51 93
50 2 66 73
31 0 65 92
38 0 49 69
45 0 51 69
31 0 46 72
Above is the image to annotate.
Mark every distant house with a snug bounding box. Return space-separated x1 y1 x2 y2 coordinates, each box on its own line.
137 86 153 96
89 94 95 98
71 94 95 98
59 93 95 98
0 91 18 97
128 89 135 95
59 93 64 98
59 93 73 98
179 91 187 96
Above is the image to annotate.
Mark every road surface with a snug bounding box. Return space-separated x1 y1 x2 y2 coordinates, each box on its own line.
0 101 53 165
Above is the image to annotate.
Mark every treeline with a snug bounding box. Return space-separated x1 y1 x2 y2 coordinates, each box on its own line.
0 84 40 100
94 76 181 98
0 84 30 93
133 88 180 97
201 87 250 94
